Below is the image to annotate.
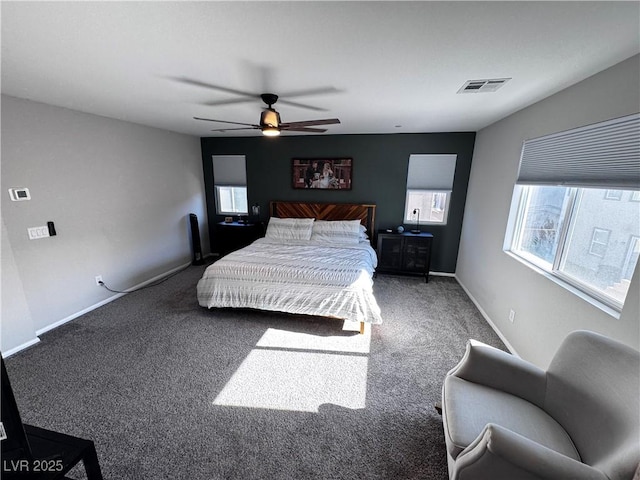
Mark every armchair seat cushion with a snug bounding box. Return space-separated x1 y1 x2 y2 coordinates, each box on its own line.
443 376 580 461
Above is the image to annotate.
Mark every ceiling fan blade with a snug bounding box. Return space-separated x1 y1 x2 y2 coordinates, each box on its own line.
276 99 328 111
278 87 340 99
210 127 259 132
276 87 340 110
171 76 257 98
281 118 341 128
201 97 260 107
281 126 328 133
193 117 259 127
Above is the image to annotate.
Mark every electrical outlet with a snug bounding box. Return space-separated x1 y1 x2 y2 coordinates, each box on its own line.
508 309 516 323
27 226 49 240
95 275 103 286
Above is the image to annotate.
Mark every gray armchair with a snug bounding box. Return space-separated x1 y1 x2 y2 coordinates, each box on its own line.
441 330 640 480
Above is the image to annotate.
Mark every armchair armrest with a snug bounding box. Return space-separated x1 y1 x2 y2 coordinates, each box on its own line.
448 339 546 407
453 423 608 480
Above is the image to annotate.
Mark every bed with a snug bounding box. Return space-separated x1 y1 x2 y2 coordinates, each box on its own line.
196 201 383 333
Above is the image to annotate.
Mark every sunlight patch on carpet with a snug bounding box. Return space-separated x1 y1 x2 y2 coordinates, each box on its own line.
212 349 368 412
256 326 371 354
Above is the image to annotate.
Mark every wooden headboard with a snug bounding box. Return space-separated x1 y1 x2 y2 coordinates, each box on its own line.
269 201 376 238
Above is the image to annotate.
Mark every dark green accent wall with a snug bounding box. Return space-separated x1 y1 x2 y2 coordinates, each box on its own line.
200 132 475 273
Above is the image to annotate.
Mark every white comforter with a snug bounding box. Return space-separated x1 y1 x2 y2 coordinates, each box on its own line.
197 238 383 324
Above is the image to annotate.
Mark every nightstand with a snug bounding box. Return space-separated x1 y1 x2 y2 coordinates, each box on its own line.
376 230 433 282
215 221 264 256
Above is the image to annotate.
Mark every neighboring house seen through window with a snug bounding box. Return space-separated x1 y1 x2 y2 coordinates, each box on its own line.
404 190 450 225
509 186 639 309
215 186 248 215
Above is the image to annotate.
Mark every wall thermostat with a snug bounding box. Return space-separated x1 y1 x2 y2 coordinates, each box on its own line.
8 188 31 201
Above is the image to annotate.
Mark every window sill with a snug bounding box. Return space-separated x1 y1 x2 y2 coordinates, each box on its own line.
503 250 621 319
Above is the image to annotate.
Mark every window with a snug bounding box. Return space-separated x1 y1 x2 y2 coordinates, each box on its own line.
404 154 457 226
404 190 450 224
588 228 610 257
215 186 248 215
511 186 570 268
623 237 640 281
212 155 248 215
509 113 640 311
509 186 640 310
605 190 623 200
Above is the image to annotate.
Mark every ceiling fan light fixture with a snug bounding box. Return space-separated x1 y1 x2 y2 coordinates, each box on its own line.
260 108 281 128
262 127 281 137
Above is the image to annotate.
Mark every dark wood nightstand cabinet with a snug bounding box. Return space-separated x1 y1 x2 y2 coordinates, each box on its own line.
215 221 264 256
376 230 433 282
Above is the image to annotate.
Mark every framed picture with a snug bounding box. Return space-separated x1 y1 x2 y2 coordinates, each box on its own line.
292 158 353 190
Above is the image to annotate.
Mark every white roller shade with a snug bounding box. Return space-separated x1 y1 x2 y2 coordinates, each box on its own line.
406 154 457 191
212 155 246 186
517 113 640 189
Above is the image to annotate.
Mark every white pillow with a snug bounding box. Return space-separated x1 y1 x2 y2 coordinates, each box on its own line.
311 220 362 244
265 217 315 241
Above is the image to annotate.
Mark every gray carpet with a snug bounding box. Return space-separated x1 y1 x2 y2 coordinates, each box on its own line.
4 264 505 480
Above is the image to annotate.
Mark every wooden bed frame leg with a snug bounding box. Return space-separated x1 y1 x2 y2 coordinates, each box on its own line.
359 322 365 335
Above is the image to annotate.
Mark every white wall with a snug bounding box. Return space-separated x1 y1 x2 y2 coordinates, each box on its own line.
457 55 640 368
1 95 208 354
1 218 39 354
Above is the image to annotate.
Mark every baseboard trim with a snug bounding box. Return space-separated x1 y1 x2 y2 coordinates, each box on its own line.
454 275 520 357
429 271 456 278
2 337 41 358
35 261 192 338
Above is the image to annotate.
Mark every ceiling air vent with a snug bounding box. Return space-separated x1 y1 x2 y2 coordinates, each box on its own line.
457 78 511 94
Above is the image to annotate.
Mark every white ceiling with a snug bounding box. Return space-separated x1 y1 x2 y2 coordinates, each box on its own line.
2 1 639 137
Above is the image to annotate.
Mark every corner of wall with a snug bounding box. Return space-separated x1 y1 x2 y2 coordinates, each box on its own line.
454 274 520 357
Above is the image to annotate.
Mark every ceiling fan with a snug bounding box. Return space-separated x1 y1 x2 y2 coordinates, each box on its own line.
194 93 340 136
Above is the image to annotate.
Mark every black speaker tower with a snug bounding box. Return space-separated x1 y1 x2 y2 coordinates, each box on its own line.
189 213 204 265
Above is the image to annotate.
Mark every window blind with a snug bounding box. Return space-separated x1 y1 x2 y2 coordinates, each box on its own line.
517 113 640 189
406 154 457 191
212 155 246 186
